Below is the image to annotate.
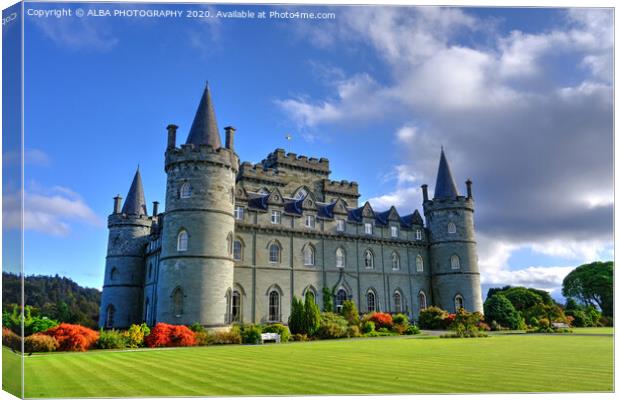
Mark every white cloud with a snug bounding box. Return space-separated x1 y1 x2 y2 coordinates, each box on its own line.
396 125 416 144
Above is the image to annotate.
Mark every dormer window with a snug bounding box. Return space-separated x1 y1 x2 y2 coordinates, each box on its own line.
390 226 398 238
364 223 373 235
294 188 308 200
180 183 192 199
305 215 315 229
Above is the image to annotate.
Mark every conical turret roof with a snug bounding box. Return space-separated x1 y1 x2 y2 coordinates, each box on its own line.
122 168 148 216
185 83 222 148
433 148 459 199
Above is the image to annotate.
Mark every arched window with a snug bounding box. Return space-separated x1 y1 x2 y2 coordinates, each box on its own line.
336 248 345 268
336 289 347 311
294 187 308 200
454 294 464 311
394 291 403 313
231 291 241 322
105 304 115 328
419 291 427 310
269 243 281 264
148 263 153 279
303 286 317 303
416 255 424 272
367 290 377 312
448 222 457 234
144 298 150 322
268 291 280 322
364 249 374 269
233 240 243 261
180 182 192 198
110 267 118 281
451 254 460 269
391 252 400 270
177 230 188 252
303 245 315 266
172 287 184 317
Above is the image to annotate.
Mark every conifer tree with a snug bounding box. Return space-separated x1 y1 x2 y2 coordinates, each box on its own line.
304 292 321 336
288 296 305 334
322 287 334 312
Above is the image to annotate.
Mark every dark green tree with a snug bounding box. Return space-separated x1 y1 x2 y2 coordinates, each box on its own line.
562 261 613 317
341 300 360 326
304 291 321 336
322 287 333 312
483 294 522 330
501 287 543 311
288 296 305 334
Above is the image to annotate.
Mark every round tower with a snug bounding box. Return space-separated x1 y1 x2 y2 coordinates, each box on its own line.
155 84 239 328
99 169 151 328
423 149 483 313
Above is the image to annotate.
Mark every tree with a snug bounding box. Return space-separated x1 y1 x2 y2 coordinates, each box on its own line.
562 261 613 317
341 300 360 326
483 294 522 330
322 288 333 312
288 296 305 334
501 287 543 311
304 292 321 336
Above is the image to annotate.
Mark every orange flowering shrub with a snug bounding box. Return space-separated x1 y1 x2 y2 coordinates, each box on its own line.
43 323 99 352
365 312 394 329
144 323 196 348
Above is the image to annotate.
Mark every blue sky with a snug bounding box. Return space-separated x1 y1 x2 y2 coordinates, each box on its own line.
8 3 613 299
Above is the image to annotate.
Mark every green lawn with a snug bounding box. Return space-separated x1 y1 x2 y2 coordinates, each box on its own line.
572 327 614 335
21 334 613 397
2 346 22 398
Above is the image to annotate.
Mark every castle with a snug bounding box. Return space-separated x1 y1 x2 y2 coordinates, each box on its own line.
99 84 483 329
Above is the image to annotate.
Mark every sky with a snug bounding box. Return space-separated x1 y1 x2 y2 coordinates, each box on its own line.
4 2 613 300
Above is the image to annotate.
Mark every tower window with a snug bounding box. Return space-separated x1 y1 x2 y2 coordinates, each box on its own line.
364 223 373 235
105 304 115 328
391 252 400 270
269 243 281 264
144 298 150 323
394 291 403 313
110 267 118 281
419 291 427 310
416 229 422 240
232 291 241 322
305 215 315 229
180 182 192 199
364 249 374 269
234 206 245 220
448 222 457 234
233 240 243 261
367 290 376 312
454 294 464 311
336 248 345 268
336 219 345 232
416 254 424 272
390 226 398 238
451 254 461 270
303 245 315 266
268 290 280 322
172 287 184 317
271 210 281 224
177 230 188 252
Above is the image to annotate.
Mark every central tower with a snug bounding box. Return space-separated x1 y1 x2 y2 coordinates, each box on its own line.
155 84 239 328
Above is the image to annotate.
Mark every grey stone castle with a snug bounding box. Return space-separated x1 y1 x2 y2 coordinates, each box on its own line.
99 84 483 329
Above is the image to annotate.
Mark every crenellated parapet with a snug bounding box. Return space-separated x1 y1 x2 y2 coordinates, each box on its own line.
423 196 474 213
238 161 286 185
261 148 331 175
322 179 360 198
165 143 239 173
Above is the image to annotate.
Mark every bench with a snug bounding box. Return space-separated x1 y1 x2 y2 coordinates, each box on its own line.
552 322 569 329
261 333 281 344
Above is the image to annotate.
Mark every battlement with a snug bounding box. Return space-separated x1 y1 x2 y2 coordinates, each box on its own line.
108 213 153 229
261 148 330 175
165 143 239 172
323 179 360 197
238 161 285 184
423 196 474 212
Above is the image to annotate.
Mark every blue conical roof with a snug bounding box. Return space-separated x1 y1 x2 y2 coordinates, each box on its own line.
122 168 148 216
185 83 222 148
433 148 459 199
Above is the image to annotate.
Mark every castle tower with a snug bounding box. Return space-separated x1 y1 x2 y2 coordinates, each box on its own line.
423 149 483 313
99 168 152 328
155 83 239 328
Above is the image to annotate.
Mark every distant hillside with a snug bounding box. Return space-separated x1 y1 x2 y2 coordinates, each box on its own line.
2 272 101 328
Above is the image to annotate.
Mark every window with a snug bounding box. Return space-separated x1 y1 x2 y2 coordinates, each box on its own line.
364 222 373 235
303 245 315 266
268 291 280 322
416 229 422 240
294 188 308 200
336 248 345 268
105 305 115 328
419 291 427 310
172 287 184 317
177 230 188 252
390 226 398 238
144 298 150 322
233 240 243 261
416 255 424 272
110 267 118 281
271 210 281 224
364 250 374 269
180 182 192 198
455 294 464 311
336 219 345 232
391 252 400 270
148 263 152 279
305 215 315 228
448 222 456 234
336 289 347 311
394 291 403 313
451 254 461 269
231 291 241 322
234 206 245 220
367 290 376 312
269 243 281 264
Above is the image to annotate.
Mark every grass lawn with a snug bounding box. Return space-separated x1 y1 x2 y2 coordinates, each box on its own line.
22 334 612 397
572 327 614 335
2 347 22 398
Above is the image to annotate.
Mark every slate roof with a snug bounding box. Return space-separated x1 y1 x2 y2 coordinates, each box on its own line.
284 198 304 215
434 148 459 199
347 206 364 222
185 83 222 148
400 210 424 227
374 210 391 226
248 194 269 210
317 202 335 219
122 168 148 216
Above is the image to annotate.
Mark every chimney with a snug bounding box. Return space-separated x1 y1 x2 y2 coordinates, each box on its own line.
152 201 159 216
466 179 473 199
225 126 236 150
113 195 122 214
421 184 429 202
166 124 178 149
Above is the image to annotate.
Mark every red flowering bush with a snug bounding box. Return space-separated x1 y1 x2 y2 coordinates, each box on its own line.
442 313 457 329
144 323 196 348
365 312 393 329
43 323 99 352
3 327 21 351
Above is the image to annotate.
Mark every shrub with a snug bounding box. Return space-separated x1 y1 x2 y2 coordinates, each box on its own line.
477 322 491 332
304 292 321 337
448 308 484 337
97 329 128 349
322 288 334 312
484 294 522 330
3 327 21 351
194 331 209 346
144 323 196 348
392 313 409 326
365 312 393 329
288 296 305 334
316 312 348 339
43 323 99 352
291 333 309 342
347 325 361 338
262 323 291 342
418 306 448 329
24 334 58 353
189 322 206 333
240 324 263 344
207 329 242 345
123 323 150 348
26 317 59 336
361 320 375 334
442 314 457 329
405 324 421 335
341 301 360 326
